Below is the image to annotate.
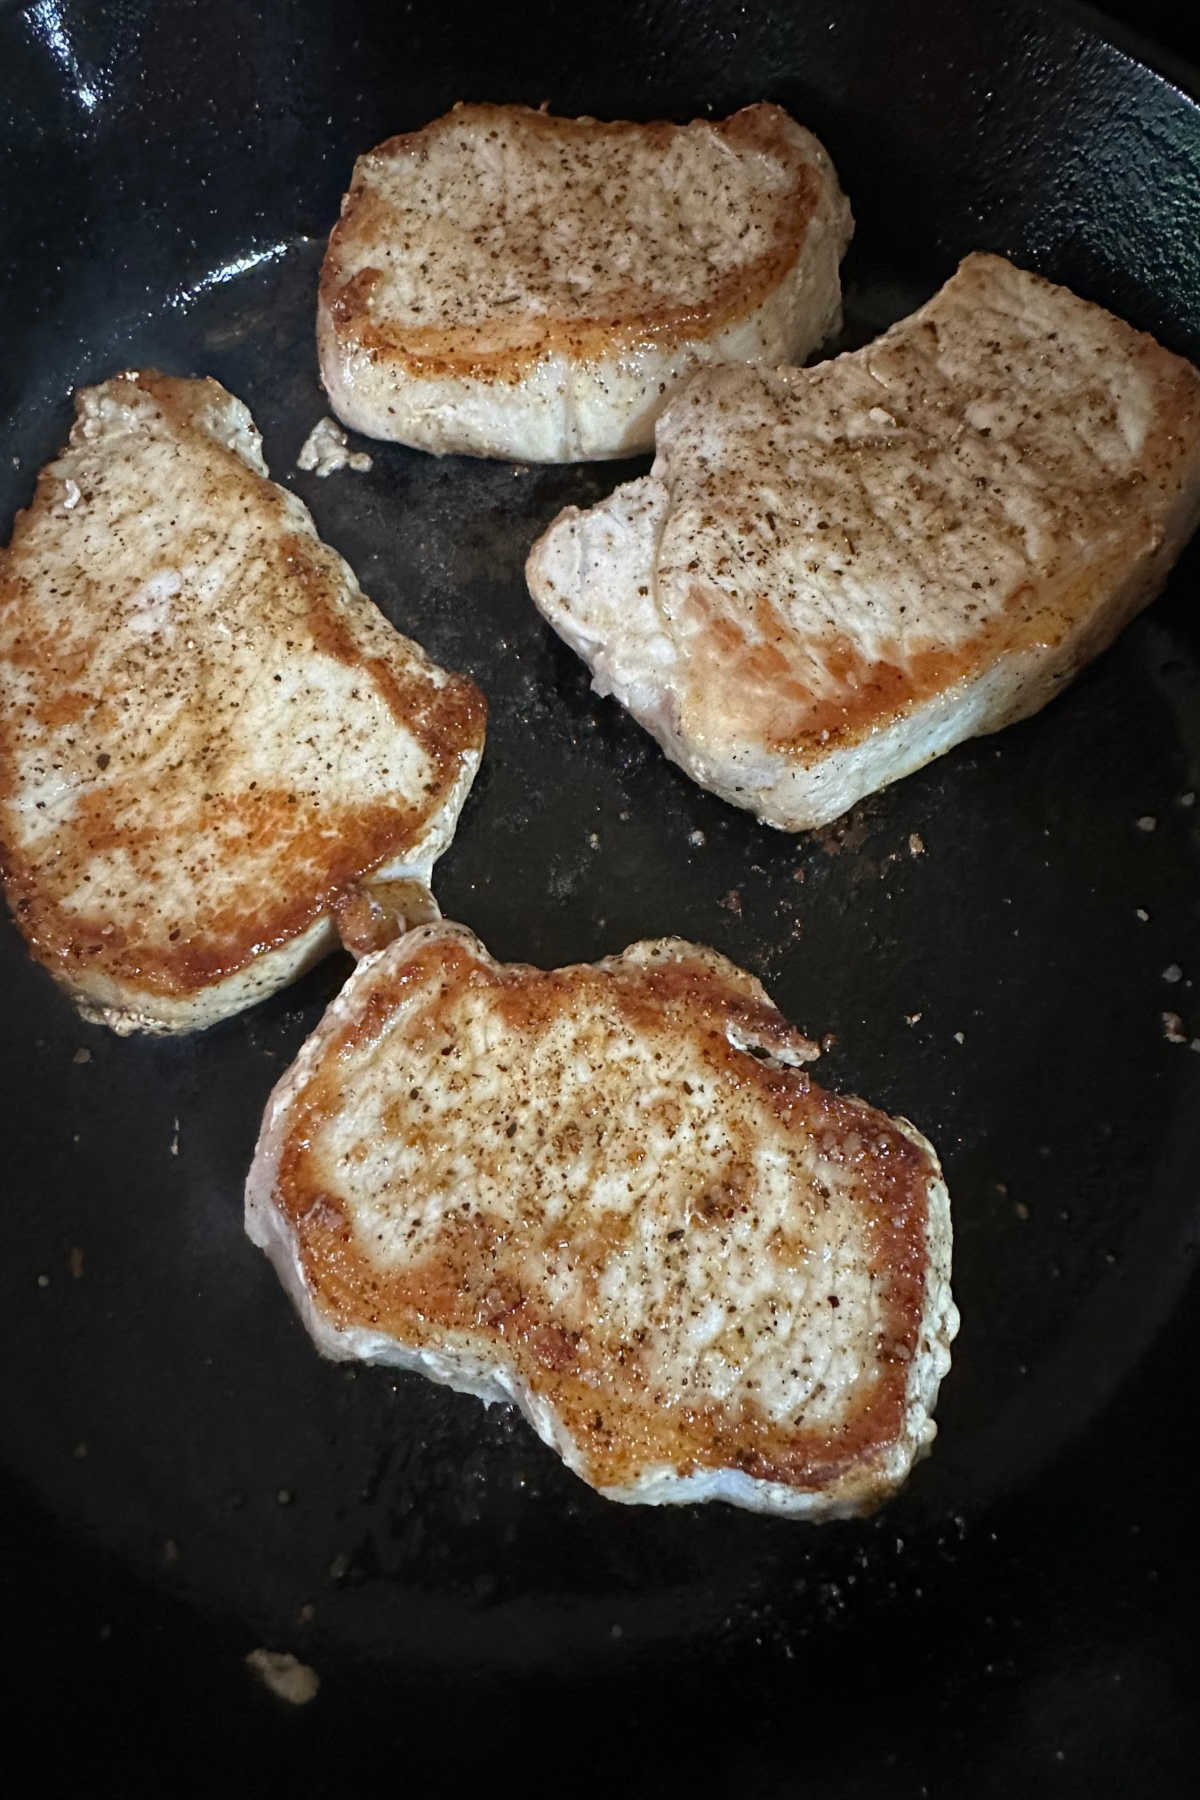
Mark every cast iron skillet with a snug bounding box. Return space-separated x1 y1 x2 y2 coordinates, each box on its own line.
2 0 1199 1791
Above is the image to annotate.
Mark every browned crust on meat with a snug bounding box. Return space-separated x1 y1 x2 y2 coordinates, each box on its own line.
663 260 1200 763
319 103 824 384
0 373 486 1001
269 933 937 1496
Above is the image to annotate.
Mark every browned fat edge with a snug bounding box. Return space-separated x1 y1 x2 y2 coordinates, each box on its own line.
320 105 823 383
273 938 935 1494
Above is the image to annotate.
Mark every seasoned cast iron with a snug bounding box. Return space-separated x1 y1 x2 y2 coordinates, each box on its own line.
2 1 1199 1791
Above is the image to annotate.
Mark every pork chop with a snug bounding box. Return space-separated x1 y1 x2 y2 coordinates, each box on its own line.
317 102 852 462
245 923 956 1517
0 372 485 1034
526 253 1200 829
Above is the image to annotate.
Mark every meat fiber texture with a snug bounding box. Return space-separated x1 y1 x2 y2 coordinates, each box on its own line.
527 254 1200 829
246 922 957 1518
0 372 485 1033
318 102 852 462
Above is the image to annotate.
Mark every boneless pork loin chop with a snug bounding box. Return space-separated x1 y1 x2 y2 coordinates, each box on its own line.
527 253 1200 829
317 102 852 462
0 372 485 1034
246 923 957 1518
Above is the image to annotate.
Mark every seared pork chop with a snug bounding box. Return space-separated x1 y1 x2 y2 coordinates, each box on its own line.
0 373 485 1034
246 923 956 1517
527 253 1200 829
318 102 851 462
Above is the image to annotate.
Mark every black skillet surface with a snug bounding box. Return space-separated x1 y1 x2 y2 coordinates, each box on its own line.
3 0 1200 1791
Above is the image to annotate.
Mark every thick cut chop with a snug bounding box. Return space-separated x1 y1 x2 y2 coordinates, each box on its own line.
0 373 485 1034
527 253 1200 829
318 102 851 462
246 923 956 1517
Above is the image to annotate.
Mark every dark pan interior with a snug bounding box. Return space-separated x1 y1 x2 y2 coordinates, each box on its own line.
2 1 1199 1792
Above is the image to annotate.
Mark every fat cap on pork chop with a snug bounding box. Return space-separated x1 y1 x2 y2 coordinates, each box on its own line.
0 372 485 1034
318 101 852 461
246 922 957 1518
526 253 1200 829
